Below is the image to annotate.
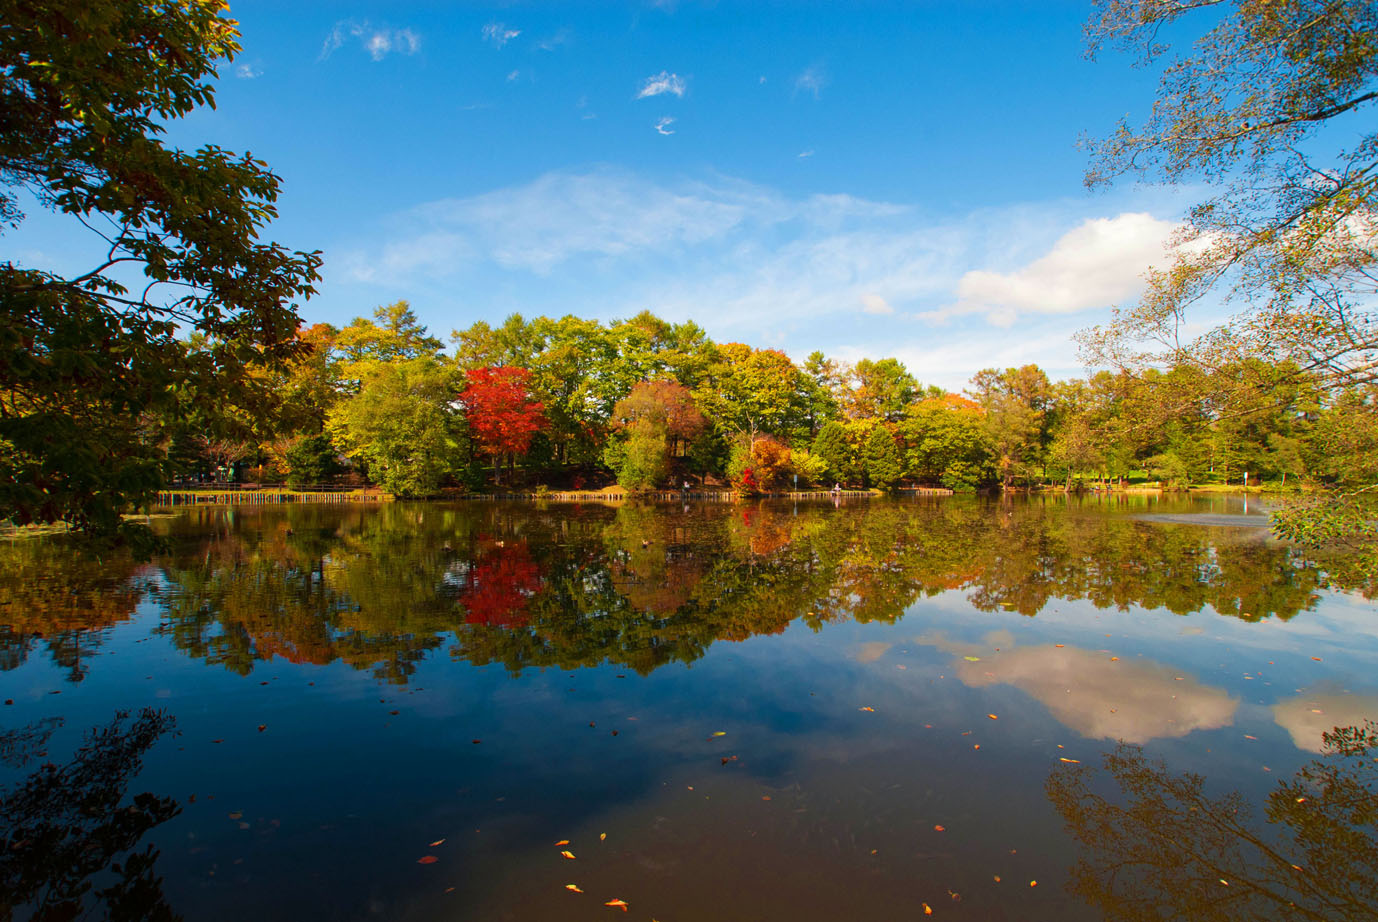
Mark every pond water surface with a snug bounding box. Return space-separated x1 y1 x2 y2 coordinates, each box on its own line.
2 494 1376 921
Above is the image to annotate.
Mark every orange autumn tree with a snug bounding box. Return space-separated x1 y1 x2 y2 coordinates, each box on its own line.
459 367 547 484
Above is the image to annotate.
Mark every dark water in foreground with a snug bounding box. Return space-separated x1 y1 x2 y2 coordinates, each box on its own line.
2 495 1376 921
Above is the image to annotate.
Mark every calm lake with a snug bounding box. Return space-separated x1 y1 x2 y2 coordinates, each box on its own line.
3 494 1376 921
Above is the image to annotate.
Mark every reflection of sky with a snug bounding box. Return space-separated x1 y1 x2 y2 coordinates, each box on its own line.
920 633 1238 743
1271 693 1378 752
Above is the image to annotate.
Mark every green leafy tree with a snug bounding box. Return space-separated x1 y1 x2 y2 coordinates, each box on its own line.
0 1 320 537
811 421 853 484
864 426 903 491
326 359 464 496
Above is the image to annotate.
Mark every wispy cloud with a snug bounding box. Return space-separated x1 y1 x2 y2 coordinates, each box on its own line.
334 170 1180 390
321 21 420 61
507 70 520 82
919 212 1179 327
794 65 827 99
798 149 814 159
654 117 676 135
235 62 261 79
482 22 521 49
860 294 893 315
537 29 571 51
637 71 687 99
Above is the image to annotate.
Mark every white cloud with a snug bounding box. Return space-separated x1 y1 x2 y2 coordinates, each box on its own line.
860 293 893 315
482 22 521 48
798 149 815 159
654 116 676 136
321 21 420 61
637 71 687 99
235 62 261 79
795 65 827 98
1272 693 1378 752
507 70 520 82
922 212 1179 326
537 29 571 51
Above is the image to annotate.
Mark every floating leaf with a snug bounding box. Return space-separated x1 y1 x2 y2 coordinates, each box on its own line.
599 833 607 841
417 855 439 865
859 706 875 712
1059 757 1080 763
555 840 570 846
1029 880 1038 887
922 903 932 915
605 898 629 911
987 714 998 720
963 656 981 662
430 839 445 847
1311 657 1323 662
560 850 576 860
933 825 945 832
710 731 727 737
993 875 1001 883
565 884 584 893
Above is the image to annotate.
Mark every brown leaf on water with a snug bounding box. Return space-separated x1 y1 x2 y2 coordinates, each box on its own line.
554 840 570 846
1312 657 1323 661
228 812 242 820
922 903 933 915
1059 757 1081 763
933 825 945 832
599 833 606 841
987 714 998 720
565 884 583 893
859 706 875 712
560 850 576 860
605 898 630 911
993 875 1001 883
430 839 445 847
257 725 266 732
1029 880 1038 887
417 855 439 865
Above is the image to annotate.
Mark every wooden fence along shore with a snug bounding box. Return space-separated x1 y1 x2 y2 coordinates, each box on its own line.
155 486 955 505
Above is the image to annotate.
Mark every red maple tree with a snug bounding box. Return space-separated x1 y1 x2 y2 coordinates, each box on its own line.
459 366 547 479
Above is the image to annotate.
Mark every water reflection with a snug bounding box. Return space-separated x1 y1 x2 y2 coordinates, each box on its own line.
923 632 1239 743
0 709 181 921
1047 723 1378 922
0 496 1362 684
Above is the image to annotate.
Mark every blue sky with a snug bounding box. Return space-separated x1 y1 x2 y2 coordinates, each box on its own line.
23 1 1205 391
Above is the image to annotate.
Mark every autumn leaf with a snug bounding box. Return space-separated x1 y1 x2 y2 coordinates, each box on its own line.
933 825 945 832
963 656 981 662
710 731 727 737
565 884 584 893
417 855 439 865
987 714 998 720
922 903 933 915
599 833 607 841
605 898 630 911
554 840 570 846
859 706 875 712
430 839 445 847
560 850 576 860
1059 757 1081 763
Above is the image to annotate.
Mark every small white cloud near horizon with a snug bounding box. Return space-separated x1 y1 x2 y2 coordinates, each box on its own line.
507 70 520 82
795 65 827 98
482 22 521 48
235 62 261 79
921 212 1179 327
321 21 420 61
798 149 815 159
654 116 676 135
637 71 687 99
860 293 894 315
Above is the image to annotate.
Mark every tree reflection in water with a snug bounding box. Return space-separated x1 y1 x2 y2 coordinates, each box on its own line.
1047 723 1378 922
0 709 181 922
0 498 1366 684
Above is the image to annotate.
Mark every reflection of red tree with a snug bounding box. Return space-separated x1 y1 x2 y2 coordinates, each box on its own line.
458 541 542 627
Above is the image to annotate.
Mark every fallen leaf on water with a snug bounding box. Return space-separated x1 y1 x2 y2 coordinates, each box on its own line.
257 725 266 732
417 856 438 865
710 731 727 737
554 840 570 846
933 825 945 832
762 795 771 801
1059 757 1081 763
1029 880 1038 887
1312 657 1323 662
599 833 606 841
922 903 932 915
560 850 576 860
987 714 998 720
859 706 875 712
565 884 583 893
605 898 629 911
973 744 981 750
1054 644 1064 648
993 875 1001 883
963 656 981 662
1110 656 1120 662
430 839 445 847
1244 735 1258 740
948 890 961 901
228 812 242 820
